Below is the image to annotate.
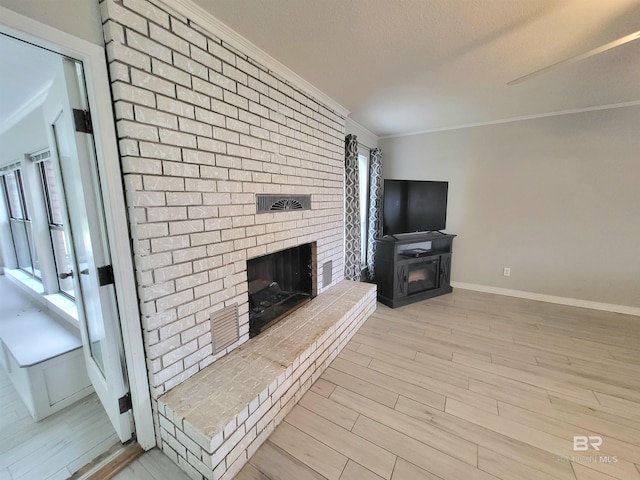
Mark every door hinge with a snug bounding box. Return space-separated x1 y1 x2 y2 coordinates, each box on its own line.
118 393 132 414
73 108 93 134
97 265 115 286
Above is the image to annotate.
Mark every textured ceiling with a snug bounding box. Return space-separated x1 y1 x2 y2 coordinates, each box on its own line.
193 0 640 137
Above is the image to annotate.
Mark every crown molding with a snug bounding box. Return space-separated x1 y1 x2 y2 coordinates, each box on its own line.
346 117 379 149
380 99 640 139
167 0 349 118
346 117 378 139
451 282 640 317
0 80 52 135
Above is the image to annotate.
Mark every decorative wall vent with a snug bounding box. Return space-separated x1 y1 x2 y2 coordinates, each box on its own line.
323 261 333 288
211 304 239 355
256 194 311 213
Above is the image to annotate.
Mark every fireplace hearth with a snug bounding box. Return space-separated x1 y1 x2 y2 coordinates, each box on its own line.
247 243 314 337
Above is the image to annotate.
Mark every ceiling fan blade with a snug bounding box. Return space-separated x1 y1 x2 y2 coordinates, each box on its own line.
508 29 640 85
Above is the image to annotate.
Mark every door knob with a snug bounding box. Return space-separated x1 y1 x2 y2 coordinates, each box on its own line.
58 271 74 279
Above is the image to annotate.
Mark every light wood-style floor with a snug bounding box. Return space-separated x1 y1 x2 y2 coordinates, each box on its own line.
0 277 119 480
236 288 640 480
0 369 119 480
111 448 191 480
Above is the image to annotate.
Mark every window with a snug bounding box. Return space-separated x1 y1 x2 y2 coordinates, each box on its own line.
1 168 40 278
358 153 370 267
39 159 75 298
0 152 78 302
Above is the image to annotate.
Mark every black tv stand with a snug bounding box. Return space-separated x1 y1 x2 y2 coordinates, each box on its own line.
375 232 456 308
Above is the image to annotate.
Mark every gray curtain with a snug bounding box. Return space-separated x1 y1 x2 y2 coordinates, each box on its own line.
367 148 383 280
344 134 361 281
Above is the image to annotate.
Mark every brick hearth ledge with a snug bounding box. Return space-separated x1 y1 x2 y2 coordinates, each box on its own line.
157 280 377 479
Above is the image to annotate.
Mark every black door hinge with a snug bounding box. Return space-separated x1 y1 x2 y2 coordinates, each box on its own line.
118 393 132 414
97 265 115 286
73 109 93 134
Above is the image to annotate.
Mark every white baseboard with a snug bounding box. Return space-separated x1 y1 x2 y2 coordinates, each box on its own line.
451 282 640 317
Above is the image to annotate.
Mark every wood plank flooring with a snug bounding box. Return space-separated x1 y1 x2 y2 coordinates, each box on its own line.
235 289 640 480
111 448 191 480
0 368 120 480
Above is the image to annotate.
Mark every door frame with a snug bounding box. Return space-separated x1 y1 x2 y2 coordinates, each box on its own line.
0 6 155 449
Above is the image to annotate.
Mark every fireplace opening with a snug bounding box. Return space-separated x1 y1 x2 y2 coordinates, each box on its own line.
407 259 439 295
247 243 314 337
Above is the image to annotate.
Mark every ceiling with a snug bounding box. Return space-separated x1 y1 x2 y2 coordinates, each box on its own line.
3 1 639 138
193 0 640 137
0 33 59 133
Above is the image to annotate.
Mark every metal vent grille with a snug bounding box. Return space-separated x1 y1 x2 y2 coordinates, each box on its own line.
211 304 239 354
256 194 311 213
322 260 333 288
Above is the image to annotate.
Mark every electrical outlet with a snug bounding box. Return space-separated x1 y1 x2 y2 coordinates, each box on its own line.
503 267 511 277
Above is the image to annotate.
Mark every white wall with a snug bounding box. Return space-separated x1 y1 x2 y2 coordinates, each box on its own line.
0 0 103 46
0 107 49 167
379 106 640 309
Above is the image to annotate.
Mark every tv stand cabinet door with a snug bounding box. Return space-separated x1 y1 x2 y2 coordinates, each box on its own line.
439 253 452 288
394 263 409 299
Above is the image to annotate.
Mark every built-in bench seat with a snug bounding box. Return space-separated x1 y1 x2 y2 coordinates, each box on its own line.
158 280 377 480
0 309 93 420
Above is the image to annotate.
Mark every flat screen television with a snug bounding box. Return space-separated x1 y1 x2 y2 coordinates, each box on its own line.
382 179 448 235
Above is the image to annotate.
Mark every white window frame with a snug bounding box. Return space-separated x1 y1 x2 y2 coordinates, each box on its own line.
1 166 39 278
358 153 370 268
0 149 82 326
37 157 76 299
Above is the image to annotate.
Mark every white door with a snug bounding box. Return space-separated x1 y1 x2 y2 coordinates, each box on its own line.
47 58 133 442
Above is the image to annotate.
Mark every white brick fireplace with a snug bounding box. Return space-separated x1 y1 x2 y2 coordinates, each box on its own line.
100 0 377 478
101 0 346 396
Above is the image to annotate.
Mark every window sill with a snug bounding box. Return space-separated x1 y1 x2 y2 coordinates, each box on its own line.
5 269 44 294
45 293 79 326
4 269 79 328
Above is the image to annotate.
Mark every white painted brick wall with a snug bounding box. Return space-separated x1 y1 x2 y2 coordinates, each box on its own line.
101 0 347 468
